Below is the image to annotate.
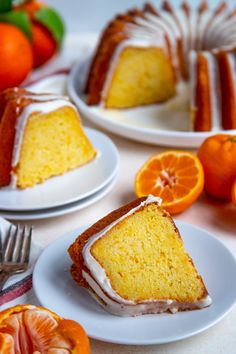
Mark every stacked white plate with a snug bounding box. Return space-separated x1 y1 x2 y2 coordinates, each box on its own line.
0 128 119 220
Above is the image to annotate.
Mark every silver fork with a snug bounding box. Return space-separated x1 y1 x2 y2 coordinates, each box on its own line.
0 225 32 292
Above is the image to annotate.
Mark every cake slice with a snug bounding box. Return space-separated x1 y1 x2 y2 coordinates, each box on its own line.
0 88 96 189
68 195 212 316
102 46 176 108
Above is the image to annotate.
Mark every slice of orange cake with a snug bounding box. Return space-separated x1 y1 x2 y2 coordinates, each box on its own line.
0 88 96 189
68 195 212 316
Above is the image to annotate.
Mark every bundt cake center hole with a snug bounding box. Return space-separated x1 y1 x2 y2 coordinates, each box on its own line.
159 169 176 188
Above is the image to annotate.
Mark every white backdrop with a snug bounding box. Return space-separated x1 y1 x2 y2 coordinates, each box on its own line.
46 0 235 34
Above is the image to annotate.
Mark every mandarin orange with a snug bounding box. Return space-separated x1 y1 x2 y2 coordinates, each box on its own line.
32 21 57 68
198 134 236 200
15 0 59 68
135 150 204 214
0 304 90 354
0 23 33 90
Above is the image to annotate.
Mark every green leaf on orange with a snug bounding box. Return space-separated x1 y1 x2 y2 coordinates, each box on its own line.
0 0 13 13
0 10 32 40
35 7 65 48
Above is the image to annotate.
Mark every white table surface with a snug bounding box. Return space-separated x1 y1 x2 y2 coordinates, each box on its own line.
8 33 236 353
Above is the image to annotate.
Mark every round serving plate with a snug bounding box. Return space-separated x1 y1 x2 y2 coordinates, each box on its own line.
33 221 236 345
68 59 236 148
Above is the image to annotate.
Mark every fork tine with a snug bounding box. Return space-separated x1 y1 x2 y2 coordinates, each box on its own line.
15 226 26 263
21 226 32 264
4 225 18 262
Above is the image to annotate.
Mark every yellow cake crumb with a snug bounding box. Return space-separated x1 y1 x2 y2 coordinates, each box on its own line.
105 47 176 108
92 204 205 303
16 106 96 188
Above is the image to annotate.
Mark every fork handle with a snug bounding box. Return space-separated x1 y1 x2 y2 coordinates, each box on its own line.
0 272 10 292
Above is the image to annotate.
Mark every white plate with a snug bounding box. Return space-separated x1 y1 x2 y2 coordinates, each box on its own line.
33 221 236 345
0 128 119 211
68 60 236 148
26 74 69 96
0 175 117 221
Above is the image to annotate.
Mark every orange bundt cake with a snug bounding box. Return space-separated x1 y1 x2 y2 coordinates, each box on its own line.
86 0 236 131
68 195 212 316
0 87 96 189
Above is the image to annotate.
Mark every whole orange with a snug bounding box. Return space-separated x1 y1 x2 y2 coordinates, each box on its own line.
32 21 57 68
198 134 236 200
0 23 33 91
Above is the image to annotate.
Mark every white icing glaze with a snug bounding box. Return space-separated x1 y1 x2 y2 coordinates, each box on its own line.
166 9 190 71
203 52 222 130
197 12 213 50
136 14 180 75
82 271 212 316
158 10 181 39
205 8 231 46
190 51 221 130
24 94 69 101
11 98 78 186
189 11 198 50
189 50 197 130
81 195 212 316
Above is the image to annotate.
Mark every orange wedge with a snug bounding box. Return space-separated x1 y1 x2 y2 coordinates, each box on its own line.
231 179 236 207
135 150 204 214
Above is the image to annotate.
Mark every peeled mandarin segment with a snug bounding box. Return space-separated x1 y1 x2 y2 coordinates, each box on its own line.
1 313 24 353
174 156 194 170
160 155 172 168
49 332 72 350
139 184 155 195
165 155 178 168
177 177 199 188
57 319 90 354
148 159 163 170
172 184 191 198
152 185 163 195
139 169 158 180
24 309 58 352
0 333 14 354
159 186 174 202
138 169 163 195
177 166 199 177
